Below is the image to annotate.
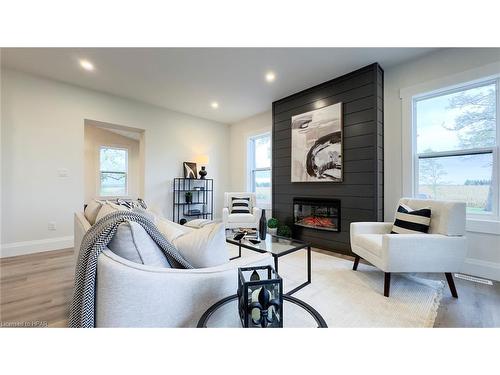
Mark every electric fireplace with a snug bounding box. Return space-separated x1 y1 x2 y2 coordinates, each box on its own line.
293 198 340 232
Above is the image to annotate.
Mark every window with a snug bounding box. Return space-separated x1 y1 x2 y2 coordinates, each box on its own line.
413 78 499 217
99 146 128 197
248 133 272 208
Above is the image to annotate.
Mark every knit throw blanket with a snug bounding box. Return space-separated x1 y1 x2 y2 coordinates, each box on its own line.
69 211 192 328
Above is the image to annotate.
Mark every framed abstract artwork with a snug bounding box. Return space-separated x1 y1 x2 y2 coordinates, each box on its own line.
183 162 198 179
291 102 343 182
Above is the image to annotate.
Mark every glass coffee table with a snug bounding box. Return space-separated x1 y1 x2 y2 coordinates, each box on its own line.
226 233 311 295
197 294 327 328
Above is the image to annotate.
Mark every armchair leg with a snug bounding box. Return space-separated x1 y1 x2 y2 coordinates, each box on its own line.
445 273 458 298
352 255 360 271
384 272 391 297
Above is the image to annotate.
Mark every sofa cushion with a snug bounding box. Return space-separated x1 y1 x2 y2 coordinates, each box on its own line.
84 199 104 225
184 219 214 229
95 201 129 223
352 234 383 258
157 218 193 242
172 223 229 268
391 203 431 234
107 221 171 268
115 198 148 209
227 213 256 223
131 207 157 224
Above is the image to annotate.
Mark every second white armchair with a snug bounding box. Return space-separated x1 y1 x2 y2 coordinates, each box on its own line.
222 192 261 230
350 198 467 298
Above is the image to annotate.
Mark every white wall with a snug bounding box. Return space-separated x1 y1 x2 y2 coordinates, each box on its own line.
384 48 500 280
84 124 142 203
229 110 272 191
1 68 230 256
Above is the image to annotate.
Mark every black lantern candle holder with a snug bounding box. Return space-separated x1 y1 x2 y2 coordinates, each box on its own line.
237 265 283 328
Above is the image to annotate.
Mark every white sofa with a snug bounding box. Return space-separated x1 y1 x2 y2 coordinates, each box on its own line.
350 198 467 298
74 212 272 327
222 192 261 229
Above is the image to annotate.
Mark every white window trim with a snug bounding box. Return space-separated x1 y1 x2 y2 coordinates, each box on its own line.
400 61 500 234
247 132 272 209
98 145 129 199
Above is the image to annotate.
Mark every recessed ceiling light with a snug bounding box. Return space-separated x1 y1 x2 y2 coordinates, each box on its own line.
265 71 276 82
211 101 219 109
79 59 94 71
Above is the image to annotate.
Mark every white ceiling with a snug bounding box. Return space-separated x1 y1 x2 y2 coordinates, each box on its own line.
1 48 438 124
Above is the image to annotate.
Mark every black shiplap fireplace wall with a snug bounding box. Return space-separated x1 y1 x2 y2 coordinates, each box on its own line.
272 63 384 254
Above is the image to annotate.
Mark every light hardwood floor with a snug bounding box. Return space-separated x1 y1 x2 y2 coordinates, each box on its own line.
1 248 499 327
0 249 74 327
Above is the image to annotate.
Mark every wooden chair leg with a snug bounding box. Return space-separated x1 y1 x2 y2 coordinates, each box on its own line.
445 272 458 298
352 255 360 271
384 272 391 297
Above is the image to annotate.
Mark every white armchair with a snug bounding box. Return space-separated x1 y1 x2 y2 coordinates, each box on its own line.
222 192 261 230
350 198 467 298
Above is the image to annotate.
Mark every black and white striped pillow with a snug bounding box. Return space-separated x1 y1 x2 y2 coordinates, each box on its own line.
391 203 431 234
231 197 251 214
115 198 148 209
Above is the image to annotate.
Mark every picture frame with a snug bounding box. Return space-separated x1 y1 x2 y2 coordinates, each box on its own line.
183 162 198 179
291 102 343 182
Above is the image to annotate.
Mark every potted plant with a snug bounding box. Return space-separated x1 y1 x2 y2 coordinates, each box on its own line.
267 218 279 235
185 191 193 204
277 224 292 238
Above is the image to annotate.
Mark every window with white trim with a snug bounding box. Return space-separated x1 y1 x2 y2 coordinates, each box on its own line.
99 146 128 197
413 78 499 218
248 133 272 208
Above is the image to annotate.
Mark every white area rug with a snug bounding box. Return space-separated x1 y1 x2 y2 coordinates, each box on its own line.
227 244 445 328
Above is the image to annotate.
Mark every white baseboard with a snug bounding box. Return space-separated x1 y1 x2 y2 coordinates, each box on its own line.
461 258 500 282
0 236 74 258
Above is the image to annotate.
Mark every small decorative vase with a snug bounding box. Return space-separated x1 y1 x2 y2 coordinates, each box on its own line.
199 166 207 179
268 227 277 236
259 210 267 240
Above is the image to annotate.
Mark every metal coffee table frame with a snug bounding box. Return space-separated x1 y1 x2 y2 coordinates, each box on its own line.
227 234 311 296
197 293 327 328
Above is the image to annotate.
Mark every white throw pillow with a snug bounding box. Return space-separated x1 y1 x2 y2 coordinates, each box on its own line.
84 199 104 225
107 221 171 268
172 223 229 268
131 207 157 224
184 218 214 229
107 201 129 211
157 218 193 242
95 201 128 223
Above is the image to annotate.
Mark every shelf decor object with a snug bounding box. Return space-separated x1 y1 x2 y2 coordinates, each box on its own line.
196 155 209 179
237 265 283 328
199 166 207 179
173 178 213 224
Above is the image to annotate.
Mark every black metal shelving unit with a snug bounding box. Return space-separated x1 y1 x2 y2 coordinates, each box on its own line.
173 178 213 223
